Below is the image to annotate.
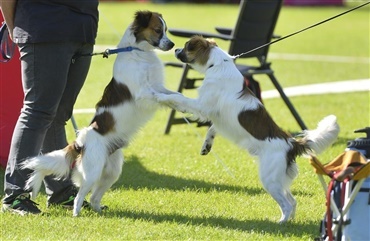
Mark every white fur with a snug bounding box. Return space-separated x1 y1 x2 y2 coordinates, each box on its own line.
22 13 176 216
301 114 339 154
156 43 340 223
23 150 70 199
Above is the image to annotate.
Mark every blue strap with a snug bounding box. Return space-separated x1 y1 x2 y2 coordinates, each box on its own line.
103 46 142 58
72 46 142 63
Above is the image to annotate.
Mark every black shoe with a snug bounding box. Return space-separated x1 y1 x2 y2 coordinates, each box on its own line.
47 186 90 209
1 193 42 215
48 194 91 210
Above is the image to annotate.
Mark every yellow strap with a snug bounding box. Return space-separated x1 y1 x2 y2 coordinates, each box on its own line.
309 150 370 179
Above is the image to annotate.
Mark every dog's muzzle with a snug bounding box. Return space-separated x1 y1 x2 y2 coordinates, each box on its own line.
175 48 182 56
175 48 191 63
159 37 174 51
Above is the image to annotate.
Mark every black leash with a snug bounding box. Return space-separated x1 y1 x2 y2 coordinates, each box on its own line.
234 1 370 59
0 22 16 63
2 2 368 63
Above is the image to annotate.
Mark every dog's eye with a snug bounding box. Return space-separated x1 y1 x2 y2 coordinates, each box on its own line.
154 29 162 34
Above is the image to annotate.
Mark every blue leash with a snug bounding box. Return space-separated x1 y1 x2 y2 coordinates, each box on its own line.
72 46 142 63
103 46 142 57
3 1 368 63
0 21 142 63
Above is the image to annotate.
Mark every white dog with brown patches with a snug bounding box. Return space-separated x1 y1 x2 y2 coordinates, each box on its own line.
22 11 176 216
154 36 340 223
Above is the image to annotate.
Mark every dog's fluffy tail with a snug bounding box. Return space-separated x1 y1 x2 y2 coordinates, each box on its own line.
22 128 89 199
302 115 340 154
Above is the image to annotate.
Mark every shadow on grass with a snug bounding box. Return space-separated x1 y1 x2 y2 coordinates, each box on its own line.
113 155 264 195
110 208 319 236
0 152 318 197
0 163 319 237
113 155 316 197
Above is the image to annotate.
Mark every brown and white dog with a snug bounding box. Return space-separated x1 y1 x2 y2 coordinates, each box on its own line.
22 11 177 216
154 36 340 223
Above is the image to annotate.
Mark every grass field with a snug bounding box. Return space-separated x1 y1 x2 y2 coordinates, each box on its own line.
1 2 369 240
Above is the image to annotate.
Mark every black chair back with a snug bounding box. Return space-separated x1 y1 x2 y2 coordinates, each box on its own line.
229 0 283 63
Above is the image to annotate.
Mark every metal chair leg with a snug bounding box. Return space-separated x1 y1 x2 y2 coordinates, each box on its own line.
164 64 191 134
268 73 307 130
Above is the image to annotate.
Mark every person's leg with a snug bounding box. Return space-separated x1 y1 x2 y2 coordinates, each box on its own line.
3 43 69 206
3 43 92 206
43 43 93 204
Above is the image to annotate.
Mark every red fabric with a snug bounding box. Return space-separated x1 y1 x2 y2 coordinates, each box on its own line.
326 180 334 241
0 15 23 168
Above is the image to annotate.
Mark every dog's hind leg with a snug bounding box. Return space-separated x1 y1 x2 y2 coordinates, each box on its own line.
200 125 216 155
262 181 294 223
285 162 298 220
286 190 297 220
73 149 106 216
259 154 294 223
90 150 124 213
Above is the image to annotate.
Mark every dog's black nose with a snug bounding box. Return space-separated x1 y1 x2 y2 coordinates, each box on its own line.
168 41 175 50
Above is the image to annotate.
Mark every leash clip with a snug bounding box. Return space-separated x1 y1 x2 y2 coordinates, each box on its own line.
103 49 110 58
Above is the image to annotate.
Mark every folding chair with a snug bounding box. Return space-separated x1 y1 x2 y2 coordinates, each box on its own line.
164 0 307 134
309 151 370 241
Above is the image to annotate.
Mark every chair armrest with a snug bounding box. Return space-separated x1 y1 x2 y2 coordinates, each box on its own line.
169 28 233 41
214 26 281 39
215 27 232 35
165 62 184 68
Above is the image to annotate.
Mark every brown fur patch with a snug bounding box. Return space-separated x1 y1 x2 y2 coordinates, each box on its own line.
287 139 310 164
96 77 132 108
90 111 116 135
182 36 217 65
238 106 290 140
130 11 165 46
64 142 83 167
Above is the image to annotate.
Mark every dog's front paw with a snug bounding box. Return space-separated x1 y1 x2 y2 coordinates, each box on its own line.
200 143 212 155
200 127 215 155
154 93 180 109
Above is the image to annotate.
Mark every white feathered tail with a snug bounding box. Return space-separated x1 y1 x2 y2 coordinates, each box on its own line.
22 128 89 199
285 115 339 181
302 115 340 154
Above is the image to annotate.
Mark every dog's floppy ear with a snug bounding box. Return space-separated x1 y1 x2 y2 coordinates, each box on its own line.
206 38 218 47
131 11 153 34
189 36 216 51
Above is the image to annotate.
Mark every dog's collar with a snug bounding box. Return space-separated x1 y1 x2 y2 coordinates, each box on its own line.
103 46 143 58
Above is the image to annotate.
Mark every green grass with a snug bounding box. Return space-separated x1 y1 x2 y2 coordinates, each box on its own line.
1 2 369 240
